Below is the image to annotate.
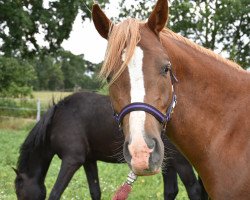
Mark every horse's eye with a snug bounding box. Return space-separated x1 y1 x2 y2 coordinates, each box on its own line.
107 76 111 83
161 65 169 75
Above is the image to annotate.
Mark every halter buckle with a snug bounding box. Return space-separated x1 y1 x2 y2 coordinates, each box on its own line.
114 113 123 131
162 120 167 132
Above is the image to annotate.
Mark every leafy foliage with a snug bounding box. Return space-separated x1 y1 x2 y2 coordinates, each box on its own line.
55 51 102 91
31 50 102 91
0 57 36 97
0 0 109 57
32 55 64 90
0 0 248 98
0 52 102 97
0 0 106 97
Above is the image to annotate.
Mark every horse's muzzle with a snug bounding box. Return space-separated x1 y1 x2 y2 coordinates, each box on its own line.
123 136 164 176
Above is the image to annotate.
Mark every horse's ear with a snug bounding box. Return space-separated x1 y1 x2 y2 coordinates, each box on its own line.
147 0 169 35
92 3 112 39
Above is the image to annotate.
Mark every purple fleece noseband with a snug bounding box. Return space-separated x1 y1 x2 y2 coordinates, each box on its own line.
114 93 176 131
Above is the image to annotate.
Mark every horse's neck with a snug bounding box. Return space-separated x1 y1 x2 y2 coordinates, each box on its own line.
163 34 250 191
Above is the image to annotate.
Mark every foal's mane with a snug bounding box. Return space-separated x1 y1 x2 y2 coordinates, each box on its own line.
17 105 56 172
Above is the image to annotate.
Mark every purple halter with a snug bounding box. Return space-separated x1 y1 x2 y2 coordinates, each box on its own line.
113 65 178 132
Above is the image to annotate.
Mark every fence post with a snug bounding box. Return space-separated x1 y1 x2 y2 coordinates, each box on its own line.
36 99 41 122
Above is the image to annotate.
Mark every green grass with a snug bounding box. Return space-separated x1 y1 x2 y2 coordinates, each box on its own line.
0 116 34 130
0 121 189 200
0 91 189 199
0 129 26 200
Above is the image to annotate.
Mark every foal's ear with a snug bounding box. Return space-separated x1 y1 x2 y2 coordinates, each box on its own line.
147 0 169 35
12 167 20 176
92 3 112 39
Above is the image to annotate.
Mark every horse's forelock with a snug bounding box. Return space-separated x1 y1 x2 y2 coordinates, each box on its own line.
100 19 142 84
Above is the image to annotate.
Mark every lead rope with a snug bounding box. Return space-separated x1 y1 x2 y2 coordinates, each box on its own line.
112 171 137 200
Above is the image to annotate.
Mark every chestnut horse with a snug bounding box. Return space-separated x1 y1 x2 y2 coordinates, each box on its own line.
14 92 207 200
92 0 250 199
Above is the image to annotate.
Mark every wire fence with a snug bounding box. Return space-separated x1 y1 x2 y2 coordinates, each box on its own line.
0 97 48 122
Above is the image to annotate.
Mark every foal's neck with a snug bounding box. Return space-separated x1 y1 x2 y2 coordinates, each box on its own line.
19 148 53 183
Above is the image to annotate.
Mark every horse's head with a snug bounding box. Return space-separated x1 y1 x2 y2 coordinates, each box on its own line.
92 0 175 175
13 168 46 200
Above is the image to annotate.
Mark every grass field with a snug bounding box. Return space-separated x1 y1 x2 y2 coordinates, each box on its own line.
0 125 189 200
0 91 190 200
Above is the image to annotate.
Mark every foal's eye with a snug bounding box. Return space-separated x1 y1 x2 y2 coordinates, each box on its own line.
161 65 169 75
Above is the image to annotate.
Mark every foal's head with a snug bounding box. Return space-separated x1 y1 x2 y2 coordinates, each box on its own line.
14 168 46 200
93 0 174 175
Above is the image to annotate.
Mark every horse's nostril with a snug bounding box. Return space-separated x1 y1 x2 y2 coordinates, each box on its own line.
147 138 156 149
123 141 132 163
149 138 163 169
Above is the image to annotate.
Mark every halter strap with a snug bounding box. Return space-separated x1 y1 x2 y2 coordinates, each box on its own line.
112 64 178 131
114 93 177 131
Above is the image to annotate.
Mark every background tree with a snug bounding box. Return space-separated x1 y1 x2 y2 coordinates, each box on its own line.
0 0 109 57
81 60 103 90
56 50 102 90
32 55 64 91
119 0 250 69
56 50 86 90
0 0 106 97
31 50 102 91
0 57 36 97
0 0 248 97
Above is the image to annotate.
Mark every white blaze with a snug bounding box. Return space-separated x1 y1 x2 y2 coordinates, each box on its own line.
127 47 146 147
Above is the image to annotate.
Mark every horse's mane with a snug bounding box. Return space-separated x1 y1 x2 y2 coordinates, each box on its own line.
99 19 141 84
17 104 56 172
99 19 241 83
160 29 242 69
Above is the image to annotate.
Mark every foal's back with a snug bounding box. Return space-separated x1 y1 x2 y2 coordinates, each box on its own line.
49 92 124 163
